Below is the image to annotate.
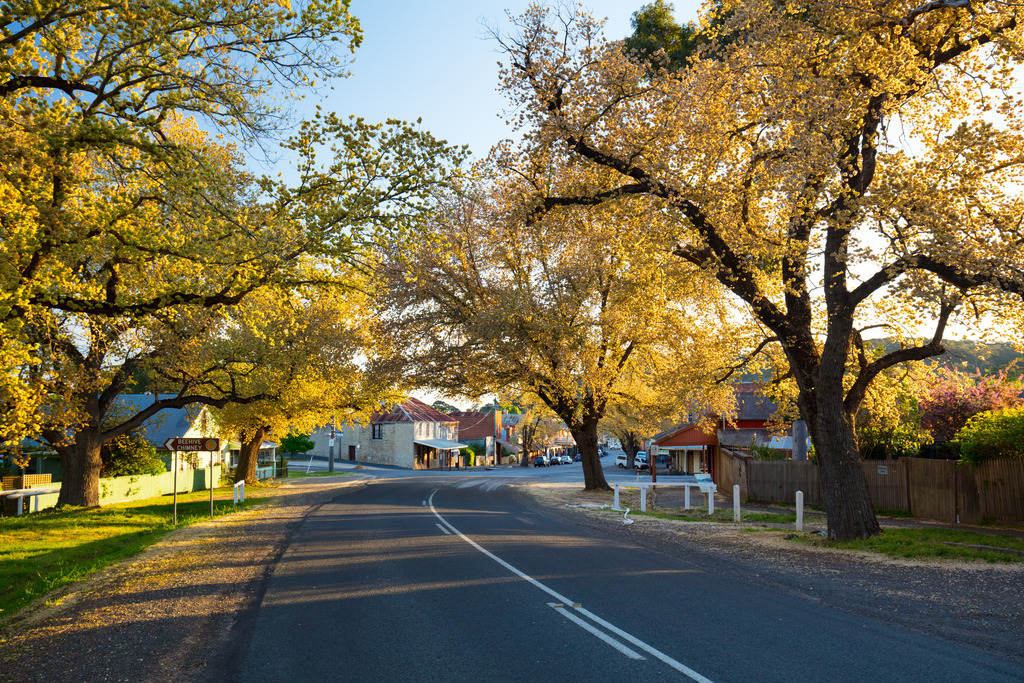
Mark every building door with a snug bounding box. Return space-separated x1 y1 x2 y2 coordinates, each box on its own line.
348 445 356 461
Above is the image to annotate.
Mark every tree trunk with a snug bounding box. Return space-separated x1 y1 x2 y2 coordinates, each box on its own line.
616 429 642 468
57 433 104 507
572 420 610 491
235 426 269 485
809 392 880 540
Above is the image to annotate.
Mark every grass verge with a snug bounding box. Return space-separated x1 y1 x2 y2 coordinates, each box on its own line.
635 508 811 524
791 527 1024 563
286 470 354 479
0 486 271 623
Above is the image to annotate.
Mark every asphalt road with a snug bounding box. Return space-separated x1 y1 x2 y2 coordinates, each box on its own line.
236 470 1023 682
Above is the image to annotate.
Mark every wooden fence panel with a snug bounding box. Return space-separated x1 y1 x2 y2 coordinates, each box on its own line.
905 458 956 523
956 467 982 525
747 461 822 506
972 460 1024 523
743 457 1022 524
861 461 909 513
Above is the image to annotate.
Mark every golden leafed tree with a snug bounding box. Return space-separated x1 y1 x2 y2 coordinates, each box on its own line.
376 174 750 491
493 1 1024 539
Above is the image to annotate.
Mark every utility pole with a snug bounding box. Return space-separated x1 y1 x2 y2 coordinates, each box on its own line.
328 417 336 473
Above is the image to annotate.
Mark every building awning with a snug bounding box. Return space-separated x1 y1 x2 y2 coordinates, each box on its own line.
496 439 521 453
414 439 468 450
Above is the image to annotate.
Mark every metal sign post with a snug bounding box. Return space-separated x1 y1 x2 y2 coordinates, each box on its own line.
173 450 178 525
163 438 222 522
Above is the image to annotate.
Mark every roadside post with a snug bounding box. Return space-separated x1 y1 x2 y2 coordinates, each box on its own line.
733 485 741 522
796 490 804 531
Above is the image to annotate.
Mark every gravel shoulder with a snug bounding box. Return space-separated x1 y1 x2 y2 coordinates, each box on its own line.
517 482 1024 669
0 477 370 683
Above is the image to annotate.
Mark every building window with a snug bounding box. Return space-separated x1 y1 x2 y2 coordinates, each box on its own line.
372 424 383 440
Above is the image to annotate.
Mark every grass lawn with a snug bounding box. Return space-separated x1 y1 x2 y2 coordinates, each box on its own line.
0 486 271 623
804 527 1024 563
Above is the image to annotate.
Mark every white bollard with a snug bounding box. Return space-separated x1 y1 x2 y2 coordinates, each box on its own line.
733 484 741 522
708 488 714 516
233 480 245 505
684 485 691 510
640 484 647 512
796 490 804 531
613 484 620 509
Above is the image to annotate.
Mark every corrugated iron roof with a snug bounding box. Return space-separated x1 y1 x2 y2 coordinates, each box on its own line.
449 411 497 439
114 395 209 448
372 397 457 424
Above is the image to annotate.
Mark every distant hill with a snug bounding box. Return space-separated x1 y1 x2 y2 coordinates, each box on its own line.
868 339 1024 375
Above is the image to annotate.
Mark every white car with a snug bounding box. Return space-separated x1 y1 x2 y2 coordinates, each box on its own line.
615 453 628 467
559 454 573 465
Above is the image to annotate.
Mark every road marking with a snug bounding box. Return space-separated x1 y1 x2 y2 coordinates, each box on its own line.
429 490 714 682
572 606 714 681
436 523 451 535
548 603 644 659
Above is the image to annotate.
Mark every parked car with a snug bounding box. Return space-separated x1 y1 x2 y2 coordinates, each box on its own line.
573 454 582 462
560 454 573 465
548 454 560 465
634 451 649 471
615 453 628 467
533 454 549 467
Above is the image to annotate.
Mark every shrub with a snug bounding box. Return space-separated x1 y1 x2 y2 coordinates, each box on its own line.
918 367 1024 443
749 440 788 461
953 407 1024 465
101 434 167 477
279 432 315 456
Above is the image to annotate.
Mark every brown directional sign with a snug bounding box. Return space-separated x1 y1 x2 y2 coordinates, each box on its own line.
163 437 221 452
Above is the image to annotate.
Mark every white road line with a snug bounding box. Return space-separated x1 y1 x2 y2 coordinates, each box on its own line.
573 606 715 682
548 603 644 660
436 523 451 535
428 490 715 683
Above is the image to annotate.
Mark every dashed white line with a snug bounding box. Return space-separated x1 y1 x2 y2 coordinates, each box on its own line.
428 489 714 682
436 523 452 535
548 603 644 659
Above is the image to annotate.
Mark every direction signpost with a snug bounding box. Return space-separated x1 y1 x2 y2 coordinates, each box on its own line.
164 438 222 523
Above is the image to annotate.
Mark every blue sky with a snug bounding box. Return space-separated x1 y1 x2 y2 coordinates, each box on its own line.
263 1 701 168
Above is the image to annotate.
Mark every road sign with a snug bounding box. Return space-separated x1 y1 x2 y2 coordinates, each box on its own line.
163 437 221 451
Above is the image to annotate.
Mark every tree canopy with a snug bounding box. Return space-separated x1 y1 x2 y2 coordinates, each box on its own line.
375 174 747 490
1 1 467 505
493 0 1024 539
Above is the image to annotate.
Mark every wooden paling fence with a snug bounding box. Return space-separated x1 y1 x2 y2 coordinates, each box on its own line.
746 457 1024 524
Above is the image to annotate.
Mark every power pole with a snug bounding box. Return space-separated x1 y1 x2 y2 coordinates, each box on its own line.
328 417 336 473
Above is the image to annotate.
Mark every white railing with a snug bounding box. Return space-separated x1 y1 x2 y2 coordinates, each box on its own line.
3 488 60 516
612 480 717 514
